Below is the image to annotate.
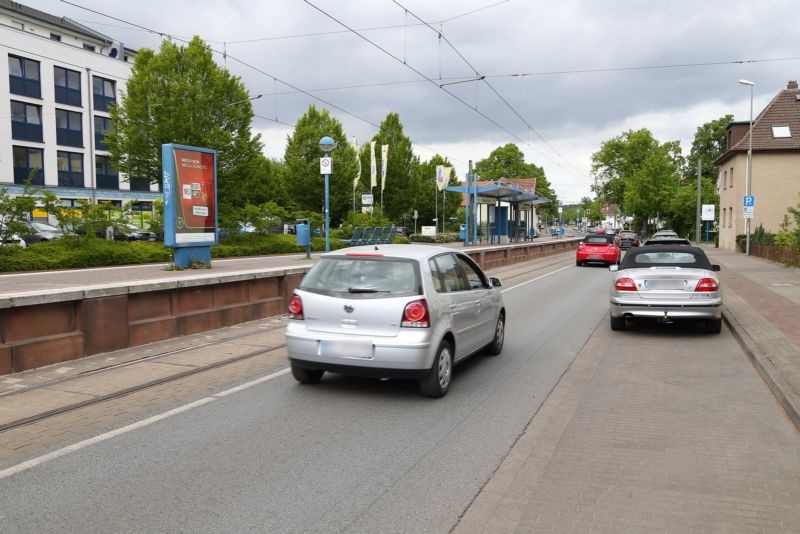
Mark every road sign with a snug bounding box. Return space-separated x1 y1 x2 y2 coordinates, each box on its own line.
320 157 332 175
743 205 754 219
361 194 373 206
743 195 755 207
701 204 715 221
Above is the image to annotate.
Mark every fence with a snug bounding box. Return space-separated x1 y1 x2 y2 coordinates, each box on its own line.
751 244 800 267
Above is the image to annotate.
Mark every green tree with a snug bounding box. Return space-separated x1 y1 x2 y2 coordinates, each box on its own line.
359 113 420 224
475 143 557 220
0 186 35 243
282 105 358 226
592 129 682 231
415 154 459 229
105 36 263 207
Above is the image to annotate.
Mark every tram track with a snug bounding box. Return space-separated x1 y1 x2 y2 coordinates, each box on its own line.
0 253 574 435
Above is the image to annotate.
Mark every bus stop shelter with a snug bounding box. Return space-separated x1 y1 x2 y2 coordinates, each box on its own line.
445 178 551 245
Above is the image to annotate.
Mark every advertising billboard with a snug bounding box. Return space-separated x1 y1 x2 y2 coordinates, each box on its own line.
162 144 217 247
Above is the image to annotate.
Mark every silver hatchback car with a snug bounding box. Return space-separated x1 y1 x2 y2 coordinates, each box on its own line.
609 245 722 333
285 244 506 397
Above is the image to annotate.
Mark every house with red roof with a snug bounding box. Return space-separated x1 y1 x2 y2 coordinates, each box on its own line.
715 80 800 251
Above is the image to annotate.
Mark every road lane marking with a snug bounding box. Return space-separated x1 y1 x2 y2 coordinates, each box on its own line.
0 368 291 480
501 264 572 293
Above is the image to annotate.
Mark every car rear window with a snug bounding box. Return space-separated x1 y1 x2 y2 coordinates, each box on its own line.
620 248 712 269
585 236 613 244
300 257 420 296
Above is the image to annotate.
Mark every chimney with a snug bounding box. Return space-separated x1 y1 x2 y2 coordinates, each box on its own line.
788 80 799 90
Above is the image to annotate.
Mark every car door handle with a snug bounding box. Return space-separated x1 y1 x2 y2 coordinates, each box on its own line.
449 303 457 309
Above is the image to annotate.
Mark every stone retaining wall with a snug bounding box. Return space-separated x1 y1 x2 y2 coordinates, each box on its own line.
0 239 580 374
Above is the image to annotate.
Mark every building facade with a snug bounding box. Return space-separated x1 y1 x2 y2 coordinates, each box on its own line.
716 80 800 251
0 0 158 220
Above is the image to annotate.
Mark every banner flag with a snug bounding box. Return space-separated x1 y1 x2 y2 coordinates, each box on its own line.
352 137 360 188
370 141 377 188
381 144 388 191
443 167 452 190
435 165 446 191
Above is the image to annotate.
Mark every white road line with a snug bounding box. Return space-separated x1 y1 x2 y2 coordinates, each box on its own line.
501 264 573 293
0 368 291 480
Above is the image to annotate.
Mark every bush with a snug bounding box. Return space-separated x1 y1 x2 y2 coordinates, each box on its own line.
408 232 459 243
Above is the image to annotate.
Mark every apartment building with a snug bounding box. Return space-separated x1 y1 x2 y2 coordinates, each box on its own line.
716 80 800 251
1 0 158 219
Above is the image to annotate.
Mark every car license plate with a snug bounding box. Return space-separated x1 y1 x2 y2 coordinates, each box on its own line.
319 340 373 359
644 280 686 290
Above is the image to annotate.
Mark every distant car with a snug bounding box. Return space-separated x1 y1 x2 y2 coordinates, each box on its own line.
608 245 722 333
593 228 607 235
576 234 621 266
20 221 66 243
643 237 692 246
0 234 26 248
395 227 412 237
285 244 506 398
119 223 157 242
616 231 639 249
652 229 679 238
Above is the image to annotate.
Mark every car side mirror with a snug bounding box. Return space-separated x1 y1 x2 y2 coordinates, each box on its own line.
490 277 502 288
711 265 721 272
609 264 619 272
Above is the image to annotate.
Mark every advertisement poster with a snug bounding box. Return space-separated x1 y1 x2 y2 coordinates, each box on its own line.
162 144 217 247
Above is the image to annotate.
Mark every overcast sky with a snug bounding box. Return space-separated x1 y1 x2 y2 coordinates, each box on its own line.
30 0 800 202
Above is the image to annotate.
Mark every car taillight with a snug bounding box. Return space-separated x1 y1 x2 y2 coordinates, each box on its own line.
288 294 303 319
402 299 430 328
695 278 719 292
614 278 637 291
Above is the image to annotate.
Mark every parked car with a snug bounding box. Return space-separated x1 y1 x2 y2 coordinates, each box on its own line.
0 233 26 248
608 245 722 333
642 237 692 246
119 223 157 241
616 231 640 249
576 234 621 266
19 221 66 244
285 244 506 398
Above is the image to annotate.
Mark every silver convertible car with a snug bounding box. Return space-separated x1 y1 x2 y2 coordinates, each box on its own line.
285 244 506 398
608 245 722 333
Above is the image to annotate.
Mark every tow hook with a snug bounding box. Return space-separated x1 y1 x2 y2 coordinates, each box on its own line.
662 312 674 325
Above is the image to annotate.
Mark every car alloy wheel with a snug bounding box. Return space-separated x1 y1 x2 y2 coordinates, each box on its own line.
485 314 505 355
419 340 452 398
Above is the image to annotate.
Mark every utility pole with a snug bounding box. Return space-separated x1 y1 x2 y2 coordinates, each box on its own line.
696 158 702 243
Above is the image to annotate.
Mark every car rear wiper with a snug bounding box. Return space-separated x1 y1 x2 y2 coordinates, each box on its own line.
348 287 390 293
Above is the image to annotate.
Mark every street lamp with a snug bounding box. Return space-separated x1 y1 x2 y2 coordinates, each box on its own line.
738 79 754 255
223 94 262 109
319 136 336 252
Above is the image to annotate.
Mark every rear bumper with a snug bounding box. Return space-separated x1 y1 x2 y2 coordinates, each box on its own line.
610 300 722 319
289 358 430 379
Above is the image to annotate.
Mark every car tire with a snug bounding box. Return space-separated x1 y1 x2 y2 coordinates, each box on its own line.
610 315 626 331
706 318 722 334
291 362 324 384
576 260 582 267
419 340 453 398
484 314 505 356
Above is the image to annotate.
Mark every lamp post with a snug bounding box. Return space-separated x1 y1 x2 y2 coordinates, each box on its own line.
738 79 754 256
319 136 336 252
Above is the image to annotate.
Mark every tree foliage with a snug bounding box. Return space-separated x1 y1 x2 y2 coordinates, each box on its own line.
592 129 682 230
106 36 263 203
281 105 357 226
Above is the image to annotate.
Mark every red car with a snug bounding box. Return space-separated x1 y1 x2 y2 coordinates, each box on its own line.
576 234 621 266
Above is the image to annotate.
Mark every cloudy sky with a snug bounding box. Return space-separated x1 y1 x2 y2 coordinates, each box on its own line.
30 0 800 202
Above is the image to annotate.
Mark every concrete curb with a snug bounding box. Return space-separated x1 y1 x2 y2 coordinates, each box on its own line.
723 307 800 432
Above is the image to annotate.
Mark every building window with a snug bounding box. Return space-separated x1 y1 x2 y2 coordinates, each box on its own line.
56 109 83 147
729 167 734 189
12 146 44 185
95 155 118 189
8 54 41 98
723 170 727 189
92 76 116 111
729 207 733 228
50 33 61 41
129 178 151 192
54 66 82 107
11 101 43 142
57 151 84 188
772 125 791 138
83 44 95 52
94 115 112 150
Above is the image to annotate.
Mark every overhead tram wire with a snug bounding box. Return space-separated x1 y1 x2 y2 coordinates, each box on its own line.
393 0 585 178
303 0 539 159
